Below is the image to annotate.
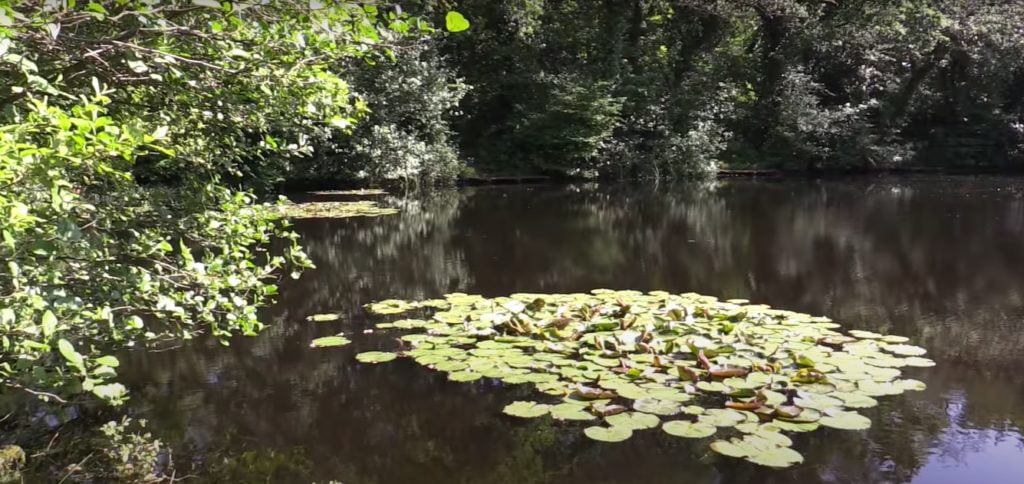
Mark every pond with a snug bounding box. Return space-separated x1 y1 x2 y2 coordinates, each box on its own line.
121 176 1024 483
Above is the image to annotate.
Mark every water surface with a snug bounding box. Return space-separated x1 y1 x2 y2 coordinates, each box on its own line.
124 177 1024 483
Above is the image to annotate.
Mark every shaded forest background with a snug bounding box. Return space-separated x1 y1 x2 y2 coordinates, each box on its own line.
301 0 1024 184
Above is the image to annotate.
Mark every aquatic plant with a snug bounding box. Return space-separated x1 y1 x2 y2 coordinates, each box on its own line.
282 201 399 219
326 290 931 468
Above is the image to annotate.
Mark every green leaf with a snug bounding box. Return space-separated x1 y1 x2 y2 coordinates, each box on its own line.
309 335 351 348
445 11 470 33
41 310 58 338
91 383 127 403
584 425 633 442
503 401 551 418
550 403 597 421
819 411 872 430
882 344 927 356
95 355 120 368
605 412 659 430
355 351 397 364
746 447 804 468
448 371 483 382
710 440 748 458
632 398 682 416
662 420 717 439
306 313 342 322
57 339 84 369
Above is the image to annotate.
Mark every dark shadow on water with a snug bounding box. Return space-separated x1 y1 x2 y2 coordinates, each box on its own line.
120 177 1024 483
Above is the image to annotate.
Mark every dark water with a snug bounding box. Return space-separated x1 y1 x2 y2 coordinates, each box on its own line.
123 177 1024 483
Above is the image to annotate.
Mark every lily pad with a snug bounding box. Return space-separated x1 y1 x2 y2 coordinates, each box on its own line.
355 351 398 364
550 403 597 421
883 344 928 356
306 313 342 322
605 412 660 430
449 371 483 382
309 335 351 348
747 447 804 468
662 420 717 439
819 411 872 430
633 398 682 416
584 426 633 442
356 289 931 468
502 401 551 418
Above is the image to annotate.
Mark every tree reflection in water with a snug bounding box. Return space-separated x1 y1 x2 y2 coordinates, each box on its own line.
121 177 1024 483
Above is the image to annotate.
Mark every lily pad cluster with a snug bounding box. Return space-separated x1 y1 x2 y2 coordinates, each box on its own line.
282 201 398 219
333 290 932 468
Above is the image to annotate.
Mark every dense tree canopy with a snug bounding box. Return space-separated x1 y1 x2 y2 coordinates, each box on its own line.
439 0 1024 176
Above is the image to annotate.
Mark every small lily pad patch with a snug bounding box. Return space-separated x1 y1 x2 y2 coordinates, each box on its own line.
309 335 351 348
349 289 932 467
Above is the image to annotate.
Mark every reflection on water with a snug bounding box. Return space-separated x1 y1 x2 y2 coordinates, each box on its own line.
121 177 1024 483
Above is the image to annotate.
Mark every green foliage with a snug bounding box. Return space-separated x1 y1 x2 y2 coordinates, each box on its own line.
290 41 469 186
0 1 460 411
439 0 1024 174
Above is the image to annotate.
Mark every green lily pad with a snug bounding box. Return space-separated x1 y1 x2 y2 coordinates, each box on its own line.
355 351 397 364
832 392 878 409
700 409 747 427
309 335 351 348
883 344 927 356
902 357 936 367
605 412 660 430
306 313 342 322
819 411 872 430
772 420 820 432
710 440 748 458
633 398 682 416
662 420 717 439
747 446 804 468
584 426 633 442
502 401 551 418
449 371 482 382
550 403 597 421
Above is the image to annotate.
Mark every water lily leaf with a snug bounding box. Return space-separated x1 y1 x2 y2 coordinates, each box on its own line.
747 447 804 468
832 392 878 409
309 335 351 348
435 361 469 372
735 422 759 433
857 380 904 396
503 401 551 418
710 440 749 458
550 403 597 421
700 409 747 427
753 429 793 447
881 335 910 343
819 411 871 430
355 351 397 364
662 420 717 439
771 420 820 432
902 357 936 367
883 344 927 356
848 330 883 339
898 379 927 391
696 381 729 393
306 313 342 322
633 398 682 416
449 371 483 382
605 412 659 430
645 387 692 402
584 426 633 442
